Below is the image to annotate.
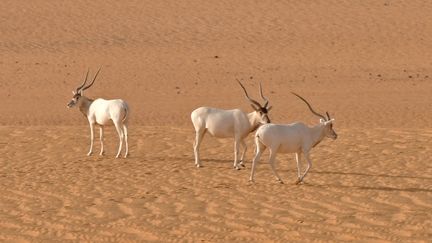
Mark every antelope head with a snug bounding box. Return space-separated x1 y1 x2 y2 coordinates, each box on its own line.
291 92 337 140
237 80 272 124
67 68 101 108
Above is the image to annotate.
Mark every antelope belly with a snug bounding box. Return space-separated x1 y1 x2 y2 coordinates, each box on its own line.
277 142 301 154
95 117 111 125
206 127 234 138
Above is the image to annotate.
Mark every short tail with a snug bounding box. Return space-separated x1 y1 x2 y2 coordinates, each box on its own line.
122 104 129 123
254 133 261 145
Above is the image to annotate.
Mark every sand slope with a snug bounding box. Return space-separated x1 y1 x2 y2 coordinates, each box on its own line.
1 0 432 242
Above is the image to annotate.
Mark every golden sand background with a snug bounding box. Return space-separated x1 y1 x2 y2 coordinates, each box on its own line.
0 1 431 242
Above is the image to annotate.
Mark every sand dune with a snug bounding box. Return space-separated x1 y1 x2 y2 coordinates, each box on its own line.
1 0 431 242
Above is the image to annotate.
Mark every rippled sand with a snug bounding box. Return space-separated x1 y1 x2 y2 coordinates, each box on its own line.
1 0 431 242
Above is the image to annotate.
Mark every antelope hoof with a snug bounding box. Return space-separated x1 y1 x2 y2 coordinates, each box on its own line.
87 152 93 156
196 164 202 168
240 163 246 168
124 153 128 158
295 178 303 185
99 151 105 156
234 166 241 170
277 179 284 184
249 178 255 183
115 154 121 159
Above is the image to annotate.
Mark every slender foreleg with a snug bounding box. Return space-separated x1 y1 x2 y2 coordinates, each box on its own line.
99 126 104 156
297 151 313 184
193 129 206 167
87 123 95 156
233 139 241 170
239 140 247 167
294 152 302 184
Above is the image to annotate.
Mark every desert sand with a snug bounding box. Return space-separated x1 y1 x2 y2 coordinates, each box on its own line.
0 0 431 242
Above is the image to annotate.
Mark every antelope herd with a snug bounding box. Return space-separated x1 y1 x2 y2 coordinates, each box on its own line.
68 69 337 184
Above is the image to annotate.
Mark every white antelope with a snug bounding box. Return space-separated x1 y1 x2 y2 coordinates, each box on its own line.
250 92 337 184
191 81 272 169
67 68 130 158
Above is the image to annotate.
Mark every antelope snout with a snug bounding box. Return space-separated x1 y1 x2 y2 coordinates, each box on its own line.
332 133 338 140
67 100 75 108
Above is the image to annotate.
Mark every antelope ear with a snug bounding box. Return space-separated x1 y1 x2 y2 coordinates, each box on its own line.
323 118 335 125
320 118 326 124
72 91 76 95
267 106 273 111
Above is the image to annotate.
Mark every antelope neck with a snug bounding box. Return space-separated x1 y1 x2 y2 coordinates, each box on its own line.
247 111 262 132
78 96 94 117
310 123 326 148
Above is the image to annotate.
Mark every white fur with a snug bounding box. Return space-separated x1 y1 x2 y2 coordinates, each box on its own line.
68 70 129 158
250 119 337 184
191 107 269 169
86 98 129 158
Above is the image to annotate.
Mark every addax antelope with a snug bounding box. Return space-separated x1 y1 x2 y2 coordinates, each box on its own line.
250 92 337 184
191 80 272 169
67 68 130 158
